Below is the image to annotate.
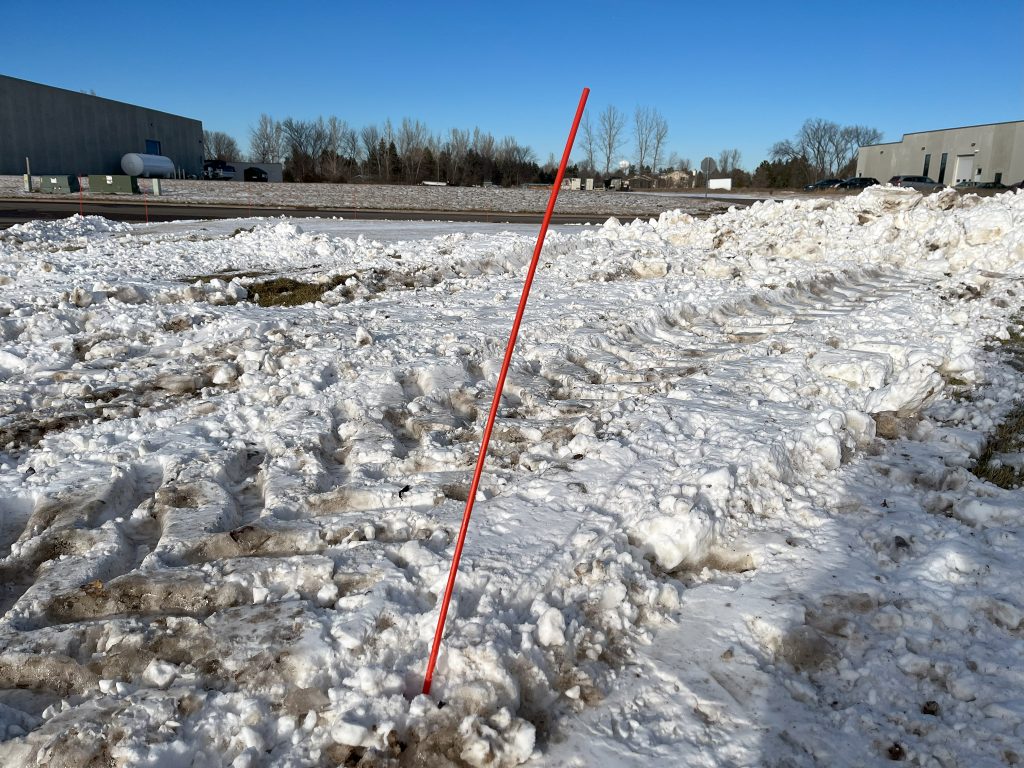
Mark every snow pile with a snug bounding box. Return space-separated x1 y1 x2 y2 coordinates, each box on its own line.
0 188 1021 766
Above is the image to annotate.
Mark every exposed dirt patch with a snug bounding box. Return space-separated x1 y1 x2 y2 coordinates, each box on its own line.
972 316 1024 488
972 403 1024 489
247 275 351 307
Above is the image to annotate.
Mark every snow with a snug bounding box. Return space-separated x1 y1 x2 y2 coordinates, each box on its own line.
0 186 1022 766
0 176 728 219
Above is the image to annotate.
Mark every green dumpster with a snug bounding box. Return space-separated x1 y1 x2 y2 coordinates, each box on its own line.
88 174 140 194
39 175 80 193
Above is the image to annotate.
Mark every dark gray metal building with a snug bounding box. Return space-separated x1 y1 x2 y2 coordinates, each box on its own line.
0 75 204 177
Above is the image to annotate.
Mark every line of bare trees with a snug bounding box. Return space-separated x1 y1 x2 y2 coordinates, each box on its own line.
577 105 670 176
245 114 541 185
209 111 881 189
235 103 674 184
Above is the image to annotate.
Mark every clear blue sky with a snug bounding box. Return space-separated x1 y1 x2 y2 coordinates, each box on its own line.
3 0 1022 170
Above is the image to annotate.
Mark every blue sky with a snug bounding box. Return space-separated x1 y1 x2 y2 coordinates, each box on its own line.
3 0 1022 170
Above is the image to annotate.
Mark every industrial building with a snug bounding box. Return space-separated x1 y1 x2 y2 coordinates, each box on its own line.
856 120 1024 187
0 75 204 177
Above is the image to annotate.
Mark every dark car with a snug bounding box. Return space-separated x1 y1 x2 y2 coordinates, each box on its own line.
203 160 236 180
837 177 879 190
243 166 269 182
804 178 844 191
888 175 943 192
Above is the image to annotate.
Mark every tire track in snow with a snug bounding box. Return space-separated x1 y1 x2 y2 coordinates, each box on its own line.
397 263 936 751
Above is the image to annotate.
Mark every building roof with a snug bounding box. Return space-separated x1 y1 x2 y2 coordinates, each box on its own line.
861 119 1024 150
0 74 200 124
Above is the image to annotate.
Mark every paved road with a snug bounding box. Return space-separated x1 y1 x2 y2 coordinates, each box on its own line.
0 198 729 228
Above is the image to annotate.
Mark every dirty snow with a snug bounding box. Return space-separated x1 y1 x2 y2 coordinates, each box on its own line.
0 176 728 219
0 186 1022 766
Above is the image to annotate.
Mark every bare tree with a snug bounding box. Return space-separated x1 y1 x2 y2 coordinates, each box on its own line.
597 105 627 175
444 127 470 184
717 148 741 174
280 117 330 180
838 125 883 174
249 115 283 163
204 130 240 161
650 111 669 174
579 113 597 174
771 118 882 178
340 123 361 165
670 154 692 172
496 136 536 186
324 116 348 180
397 117 429 182
360 124 382 178
633 106 655 173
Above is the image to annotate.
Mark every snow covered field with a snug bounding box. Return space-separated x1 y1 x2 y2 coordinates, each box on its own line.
0 187 1022 767
0 176 728 219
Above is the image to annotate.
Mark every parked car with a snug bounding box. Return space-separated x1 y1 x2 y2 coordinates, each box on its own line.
243 166 269 182
837 177 879 190
888 175 943 192
203 160 236 180
804 178 844 191
955 180 1009 194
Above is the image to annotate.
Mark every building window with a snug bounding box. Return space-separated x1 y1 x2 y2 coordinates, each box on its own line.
146 139 161 155
922 153 931 177
938 153 948 184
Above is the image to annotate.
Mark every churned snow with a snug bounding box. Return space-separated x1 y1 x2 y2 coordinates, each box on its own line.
0 186 1022 766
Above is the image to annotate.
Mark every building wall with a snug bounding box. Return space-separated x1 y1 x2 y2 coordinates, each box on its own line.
0 75 204 177
856 121 1024 186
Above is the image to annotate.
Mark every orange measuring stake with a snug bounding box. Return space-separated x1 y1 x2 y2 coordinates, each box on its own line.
422 87 590 695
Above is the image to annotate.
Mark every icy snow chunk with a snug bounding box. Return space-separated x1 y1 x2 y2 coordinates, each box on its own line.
211 363 239 385
273 221 304 237
355 326 373 346
963 207 1014 246
632 259 669 278
331 720 371 747
843 410 876 443
814 435 842 471
536 607 566 647
954 497 1024 527
0 350 26 376
142 659 177 689
858 185 922 211
864 359 943 415
632 507 716 571
806 349 891 390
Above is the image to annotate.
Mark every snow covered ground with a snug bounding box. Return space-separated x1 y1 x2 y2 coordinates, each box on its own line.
0 187 1022 767
0 176 728 218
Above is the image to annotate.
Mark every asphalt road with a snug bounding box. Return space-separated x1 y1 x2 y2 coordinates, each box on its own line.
0 198 713 228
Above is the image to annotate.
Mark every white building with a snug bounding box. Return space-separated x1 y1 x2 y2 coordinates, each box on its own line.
856 120 1024 186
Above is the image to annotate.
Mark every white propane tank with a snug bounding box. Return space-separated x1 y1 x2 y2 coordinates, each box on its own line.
120 153 175 178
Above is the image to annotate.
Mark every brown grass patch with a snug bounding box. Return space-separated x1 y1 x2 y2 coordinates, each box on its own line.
247 275 349 307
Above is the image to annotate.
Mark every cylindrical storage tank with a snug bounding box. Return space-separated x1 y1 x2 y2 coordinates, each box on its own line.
120 153 175 178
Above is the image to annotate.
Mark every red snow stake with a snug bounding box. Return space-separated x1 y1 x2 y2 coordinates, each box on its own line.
422 87 590 695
